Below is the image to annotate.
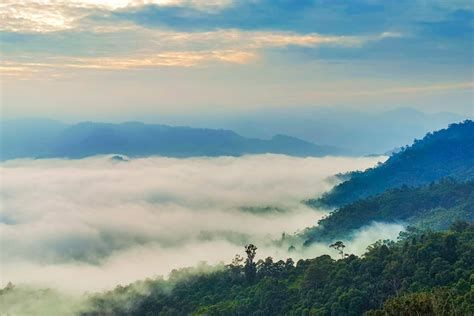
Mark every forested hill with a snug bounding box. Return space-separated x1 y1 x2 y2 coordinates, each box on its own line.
314 120 474 207
77 223 473 315
303 179 474 245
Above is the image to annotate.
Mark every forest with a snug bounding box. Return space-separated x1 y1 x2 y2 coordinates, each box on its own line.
79 222 473 315
303 178 474 244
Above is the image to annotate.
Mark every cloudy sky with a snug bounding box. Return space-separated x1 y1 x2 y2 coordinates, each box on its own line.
1 0 473 119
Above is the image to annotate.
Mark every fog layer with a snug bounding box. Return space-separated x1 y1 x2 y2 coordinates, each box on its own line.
0 154 388 292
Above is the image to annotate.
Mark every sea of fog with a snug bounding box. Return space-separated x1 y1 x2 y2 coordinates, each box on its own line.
0 154 403 293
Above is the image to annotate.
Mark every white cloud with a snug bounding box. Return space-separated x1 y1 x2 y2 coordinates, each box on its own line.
0 0 232 33
0 154 388 292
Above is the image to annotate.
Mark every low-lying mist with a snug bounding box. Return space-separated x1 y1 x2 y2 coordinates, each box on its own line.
0 154 394 294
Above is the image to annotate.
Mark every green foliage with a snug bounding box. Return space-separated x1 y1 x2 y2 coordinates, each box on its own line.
365 286 474 315
304 178 474 244
81 223 474 316
312 120 474 207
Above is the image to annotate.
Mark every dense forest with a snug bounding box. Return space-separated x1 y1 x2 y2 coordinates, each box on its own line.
313 120 474 207
303 179 474 245
79 222 473 315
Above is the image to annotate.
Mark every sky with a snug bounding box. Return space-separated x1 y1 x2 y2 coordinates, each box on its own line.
1 0 473 119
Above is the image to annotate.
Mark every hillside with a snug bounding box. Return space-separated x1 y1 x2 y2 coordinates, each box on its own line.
76 223 473 315
0 120 342 160
314 120 474 207
303 179 474 245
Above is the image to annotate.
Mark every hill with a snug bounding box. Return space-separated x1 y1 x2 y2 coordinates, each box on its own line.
0 119 343 160
303 179 474 245
314 120 474 207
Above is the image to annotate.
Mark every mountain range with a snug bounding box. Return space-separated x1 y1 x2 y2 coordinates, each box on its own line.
158 107 469 155
0 119 342 160
2 108 469 160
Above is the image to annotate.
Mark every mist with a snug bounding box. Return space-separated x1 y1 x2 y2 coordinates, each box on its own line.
0 154 396 294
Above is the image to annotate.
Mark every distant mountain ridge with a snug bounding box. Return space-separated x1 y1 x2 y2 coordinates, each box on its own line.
0 119 343 160
312 120 474 207
161 107 468 155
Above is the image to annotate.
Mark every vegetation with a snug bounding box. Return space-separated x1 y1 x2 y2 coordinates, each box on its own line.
81 222 473 316
303 178 474 244
312 120 474 207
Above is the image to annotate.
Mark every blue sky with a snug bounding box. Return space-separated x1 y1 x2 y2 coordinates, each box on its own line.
1 0 473 119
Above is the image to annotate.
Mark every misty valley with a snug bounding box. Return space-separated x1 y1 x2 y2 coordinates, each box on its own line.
2 0 474 314
0 120 473 315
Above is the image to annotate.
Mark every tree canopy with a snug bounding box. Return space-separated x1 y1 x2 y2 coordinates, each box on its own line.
80 222 474 316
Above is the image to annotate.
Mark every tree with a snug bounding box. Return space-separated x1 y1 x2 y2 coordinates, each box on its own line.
329 241 346 259
227 254 244 280
244 244 257 281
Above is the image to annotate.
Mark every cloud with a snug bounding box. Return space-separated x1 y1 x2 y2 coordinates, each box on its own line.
1 1 471 121
0 221 404 316
0 50 256 74
0 0 233 33
0 28 375 74
0 154 387 292
2 0 470 79
0 284 84 316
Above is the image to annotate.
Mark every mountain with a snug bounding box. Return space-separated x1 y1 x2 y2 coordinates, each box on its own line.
2 108 467 159
303 179 474 244
313 120 474 207
159 107 468 155
0 119 343 160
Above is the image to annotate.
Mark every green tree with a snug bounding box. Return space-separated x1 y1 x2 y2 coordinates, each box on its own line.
244 244 258 281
